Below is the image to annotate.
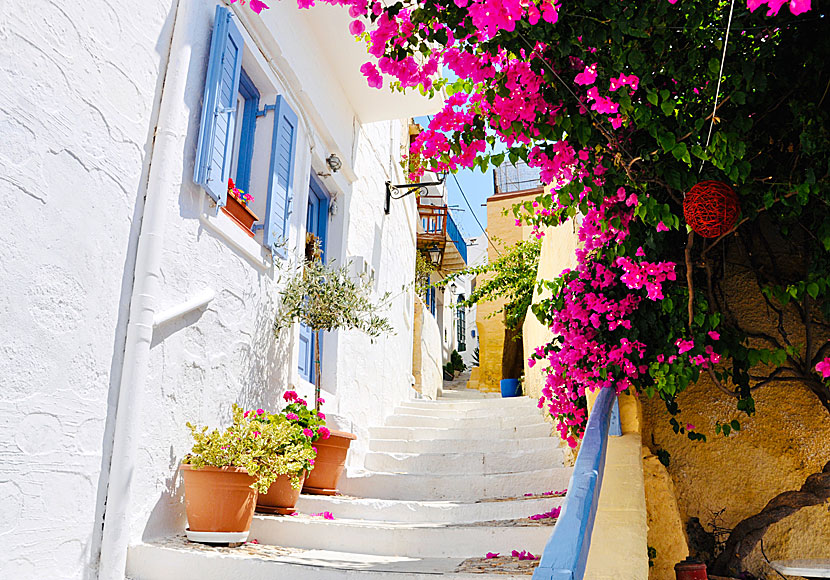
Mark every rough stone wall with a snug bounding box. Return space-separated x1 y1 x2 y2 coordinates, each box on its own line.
469 190 539 393
0 1 176 578
642 265 830 578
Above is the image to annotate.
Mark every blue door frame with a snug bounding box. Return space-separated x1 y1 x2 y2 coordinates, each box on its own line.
298 177 330 384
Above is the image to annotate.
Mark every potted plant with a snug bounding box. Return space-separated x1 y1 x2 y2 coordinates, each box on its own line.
222 178 259 236
181 404 316 542
274 240 393 494
255 391 328 514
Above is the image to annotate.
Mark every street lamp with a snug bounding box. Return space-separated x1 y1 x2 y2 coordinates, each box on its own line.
426 244 442 268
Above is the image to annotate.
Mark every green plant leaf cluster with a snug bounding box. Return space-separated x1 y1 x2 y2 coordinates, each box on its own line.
184 405 317 492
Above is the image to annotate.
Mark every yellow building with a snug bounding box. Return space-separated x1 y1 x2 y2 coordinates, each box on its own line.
468 162 544 393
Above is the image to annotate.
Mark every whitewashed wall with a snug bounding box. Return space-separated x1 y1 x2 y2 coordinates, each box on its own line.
0 1 177 578
0 0 419 578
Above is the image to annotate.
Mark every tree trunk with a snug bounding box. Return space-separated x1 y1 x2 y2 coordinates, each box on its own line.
501 316 525 380
314 331 322 412
709 460 830 577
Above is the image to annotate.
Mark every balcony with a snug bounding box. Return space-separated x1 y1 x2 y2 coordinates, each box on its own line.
417 203 467 272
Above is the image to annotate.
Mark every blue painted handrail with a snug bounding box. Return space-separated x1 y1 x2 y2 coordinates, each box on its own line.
533 388 621 580
445 210 467 264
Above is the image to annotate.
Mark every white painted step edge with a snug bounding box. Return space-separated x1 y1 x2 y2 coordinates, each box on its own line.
294 494 565 523
383 414 544 429
364 447 565 475
127 542 530 579
368 423 552 441
250 516 554 558
339 467 572 501
368 435 559 454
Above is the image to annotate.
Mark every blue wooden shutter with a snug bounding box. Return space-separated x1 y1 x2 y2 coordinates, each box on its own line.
264 96 299 255
298 328 313 383
193 5 244 205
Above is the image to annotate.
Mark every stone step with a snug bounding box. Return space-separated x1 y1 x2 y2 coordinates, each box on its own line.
249 515 554 558
339 467 571 501
128 540 530 579
394 403 542 420
294 494 565 523
368 435 559 455
384 413 542 429
364 447 564 475
405 397 535 410
368 423 551 441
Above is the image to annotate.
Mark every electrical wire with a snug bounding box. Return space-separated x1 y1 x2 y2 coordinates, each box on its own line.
700 0 737 174
450 171 503 257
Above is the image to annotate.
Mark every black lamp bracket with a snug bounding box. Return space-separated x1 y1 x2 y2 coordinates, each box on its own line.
384 177 445 214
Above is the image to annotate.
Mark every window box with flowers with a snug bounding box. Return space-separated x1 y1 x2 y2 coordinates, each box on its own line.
222 178 259 237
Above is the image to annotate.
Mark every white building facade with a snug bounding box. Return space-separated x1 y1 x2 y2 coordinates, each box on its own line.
0 1 439 578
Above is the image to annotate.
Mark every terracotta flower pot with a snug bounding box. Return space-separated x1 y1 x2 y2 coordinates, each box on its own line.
302 430 357 495
180 464 257 541
221 193 259 237
256 472 305 515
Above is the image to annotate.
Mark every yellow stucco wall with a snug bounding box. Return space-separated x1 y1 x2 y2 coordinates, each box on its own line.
522 217 581 402
468 189 541 393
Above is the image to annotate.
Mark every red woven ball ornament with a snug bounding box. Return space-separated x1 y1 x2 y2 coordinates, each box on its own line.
682 180 740 238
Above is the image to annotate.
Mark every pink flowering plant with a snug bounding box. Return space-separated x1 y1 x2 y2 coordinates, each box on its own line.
288 0 828 446
184 404 317 492
280 390 332 443
241 0 830 437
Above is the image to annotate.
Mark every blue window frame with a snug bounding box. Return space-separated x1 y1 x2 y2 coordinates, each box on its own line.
232 69 259 193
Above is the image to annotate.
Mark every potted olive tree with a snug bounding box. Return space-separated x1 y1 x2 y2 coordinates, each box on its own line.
275 240 393 494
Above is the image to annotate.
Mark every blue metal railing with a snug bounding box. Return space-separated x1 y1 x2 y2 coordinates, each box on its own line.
445 210 467 264
533 388 622 580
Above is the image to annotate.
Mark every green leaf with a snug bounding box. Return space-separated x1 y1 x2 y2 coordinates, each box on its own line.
807 282 819 299
730 419 741 431
647 91 659 106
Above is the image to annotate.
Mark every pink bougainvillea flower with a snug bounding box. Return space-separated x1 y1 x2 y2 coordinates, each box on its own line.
816 358 830 379
485 552 500 559
656 221 669 232
311 511 334 519
249 0 269 13
708 331 720 341
256 409 264 415
686 423 696 430
349 19 366 35
574 64 597 86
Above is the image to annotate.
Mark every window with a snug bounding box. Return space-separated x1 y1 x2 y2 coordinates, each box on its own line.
424 286 436 316
193 5 299 256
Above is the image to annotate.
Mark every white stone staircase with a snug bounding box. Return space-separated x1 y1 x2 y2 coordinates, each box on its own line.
127 391 570 579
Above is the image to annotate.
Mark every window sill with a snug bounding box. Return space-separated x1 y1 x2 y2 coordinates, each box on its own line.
200 196 272 270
